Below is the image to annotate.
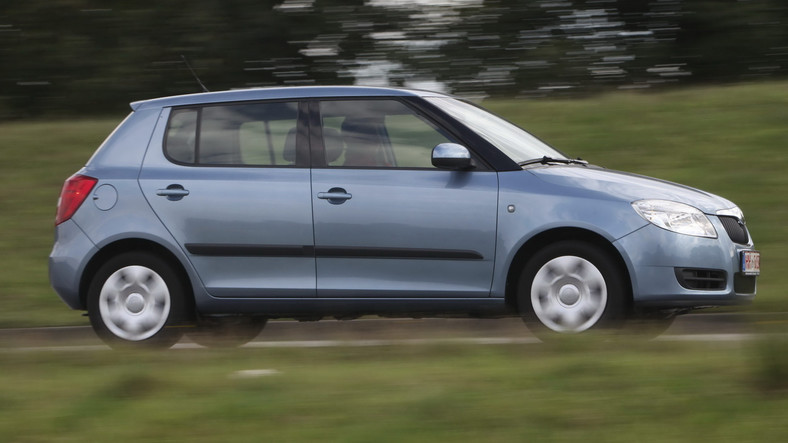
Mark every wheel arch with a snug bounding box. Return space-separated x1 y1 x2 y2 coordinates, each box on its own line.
78 238 195 313
504 227 633 313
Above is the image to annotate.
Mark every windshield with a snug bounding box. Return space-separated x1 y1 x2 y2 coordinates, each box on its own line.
425 97 567 164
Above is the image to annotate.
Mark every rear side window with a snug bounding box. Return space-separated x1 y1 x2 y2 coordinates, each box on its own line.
164 101 300 166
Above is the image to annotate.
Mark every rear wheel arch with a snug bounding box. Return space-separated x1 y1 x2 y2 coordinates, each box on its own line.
504 228 633 314
79 238 195 316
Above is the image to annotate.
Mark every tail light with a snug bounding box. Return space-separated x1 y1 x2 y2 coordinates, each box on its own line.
55 174 98 225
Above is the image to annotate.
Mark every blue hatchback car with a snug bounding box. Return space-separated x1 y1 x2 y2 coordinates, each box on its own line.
49 86 758 347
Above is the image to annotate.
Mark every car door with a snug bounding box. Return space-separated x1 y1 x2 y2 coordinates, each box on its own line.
310 99 499 298
139 101 315 298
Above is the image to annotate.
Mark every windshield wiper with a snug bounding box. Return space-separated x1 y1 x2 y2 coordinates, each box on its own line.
518 156 588 167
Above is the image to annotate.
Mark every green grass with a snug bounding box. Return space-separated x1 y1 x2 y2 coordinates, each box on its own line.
2 340 788 441
0 81 786 327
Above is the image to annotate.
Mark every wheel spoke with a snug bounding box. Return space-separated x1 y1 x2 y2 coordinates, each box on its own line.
129 316 148 334
578 299 598 319
122 266 147 285
561 309 583 329
147 279 169 305
137 313 158 334
103 290 121 307
104 269 132 295
548 257 570 278
571 258 590 278
541 299 563 322
108 307 128 330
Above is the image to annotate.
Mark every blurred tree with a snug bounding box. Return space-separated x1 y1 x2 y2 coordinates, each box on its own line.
675 0 788 84
0 0 786 117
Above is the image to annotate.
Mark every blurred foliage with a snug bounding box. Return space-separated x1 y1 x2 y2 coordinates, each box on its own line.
1 0 788 118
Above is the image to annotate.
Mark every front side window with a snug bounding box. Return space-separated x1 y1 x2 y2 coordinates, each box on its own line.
164 101 300 166
319 99 455 168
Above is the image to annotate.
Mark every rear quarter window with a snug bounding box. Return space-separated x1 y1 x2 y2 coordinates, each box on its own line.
165 109 198 164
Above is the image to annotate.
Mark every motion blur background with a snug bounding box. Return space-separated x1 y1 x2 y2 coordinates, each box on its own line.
2 0 788 117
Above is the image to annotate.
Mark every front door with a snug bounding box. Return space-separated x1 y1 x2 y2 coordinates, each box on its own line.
310 99 499 298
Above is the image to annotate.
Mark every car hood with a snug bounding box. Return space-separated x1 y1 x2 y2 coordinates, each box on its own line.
526 165 736 214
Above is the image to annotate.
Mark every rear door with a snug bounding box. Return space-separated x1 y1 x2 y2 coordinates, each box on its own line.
310 99 499 298
139 101 315 298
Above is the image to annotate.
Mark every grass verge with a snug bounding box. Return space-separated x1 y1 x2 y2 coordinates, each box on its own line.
2 340 788 441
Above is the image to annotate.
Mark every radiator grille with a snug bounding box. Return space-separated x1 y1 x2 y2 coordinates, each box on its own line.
718 216 749 244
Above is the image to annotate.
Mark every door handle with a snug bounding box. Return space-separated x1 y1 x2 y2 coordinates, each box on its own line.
317 187 352 204
156 184 190 201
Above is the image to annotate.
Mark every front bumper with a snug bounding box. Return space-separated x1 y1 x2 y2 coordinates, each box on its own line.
615 218 756 308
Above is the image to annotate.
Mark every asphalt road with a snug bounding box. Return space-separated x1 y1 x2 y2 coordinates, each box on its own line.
1 312 785 351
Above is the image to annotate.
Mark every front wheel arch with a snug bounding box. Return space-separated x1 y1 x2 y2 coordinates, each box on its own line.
505 228 633 314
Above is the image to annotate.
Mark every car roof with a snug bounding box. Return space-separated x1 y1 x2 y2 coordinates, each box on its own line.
130 86 451 111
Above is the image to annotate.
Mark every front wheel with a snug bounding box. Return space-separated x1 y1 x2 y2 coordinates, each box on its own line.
518 241 626 339
87 252 189 349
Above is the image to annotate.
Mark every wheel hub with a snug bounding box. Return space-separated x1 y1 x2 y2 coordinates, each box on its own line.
557 284 581 306
125 293 145 314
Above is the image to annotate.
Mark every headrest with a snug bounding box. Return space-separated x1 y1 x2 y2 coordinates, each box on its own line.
282 127 297 163
322 127 344 163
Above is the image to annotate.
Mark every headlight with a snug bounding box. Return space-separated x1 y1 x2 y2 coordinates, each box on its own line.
632 200 717 238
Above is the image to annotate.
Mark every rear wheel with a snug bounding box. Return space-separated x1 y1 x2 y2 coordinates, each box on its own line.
87 251 189 349
518 241 626 339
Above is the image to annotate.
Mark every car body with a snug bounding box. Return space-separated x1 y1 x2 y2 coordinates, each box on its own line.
49 86 759 347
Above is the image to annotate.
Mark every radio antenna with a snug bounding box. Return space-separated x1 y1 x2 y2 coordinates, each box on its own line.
181 55 209 92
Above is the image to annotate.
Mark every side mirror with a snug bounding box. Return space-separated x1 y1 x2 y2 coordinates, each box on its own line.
431 143 473 170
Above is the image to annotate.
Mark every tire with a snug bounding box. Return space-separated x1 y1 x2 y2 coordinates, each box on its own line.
187 316 267 348
87 251 190 349
518 241 626 339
